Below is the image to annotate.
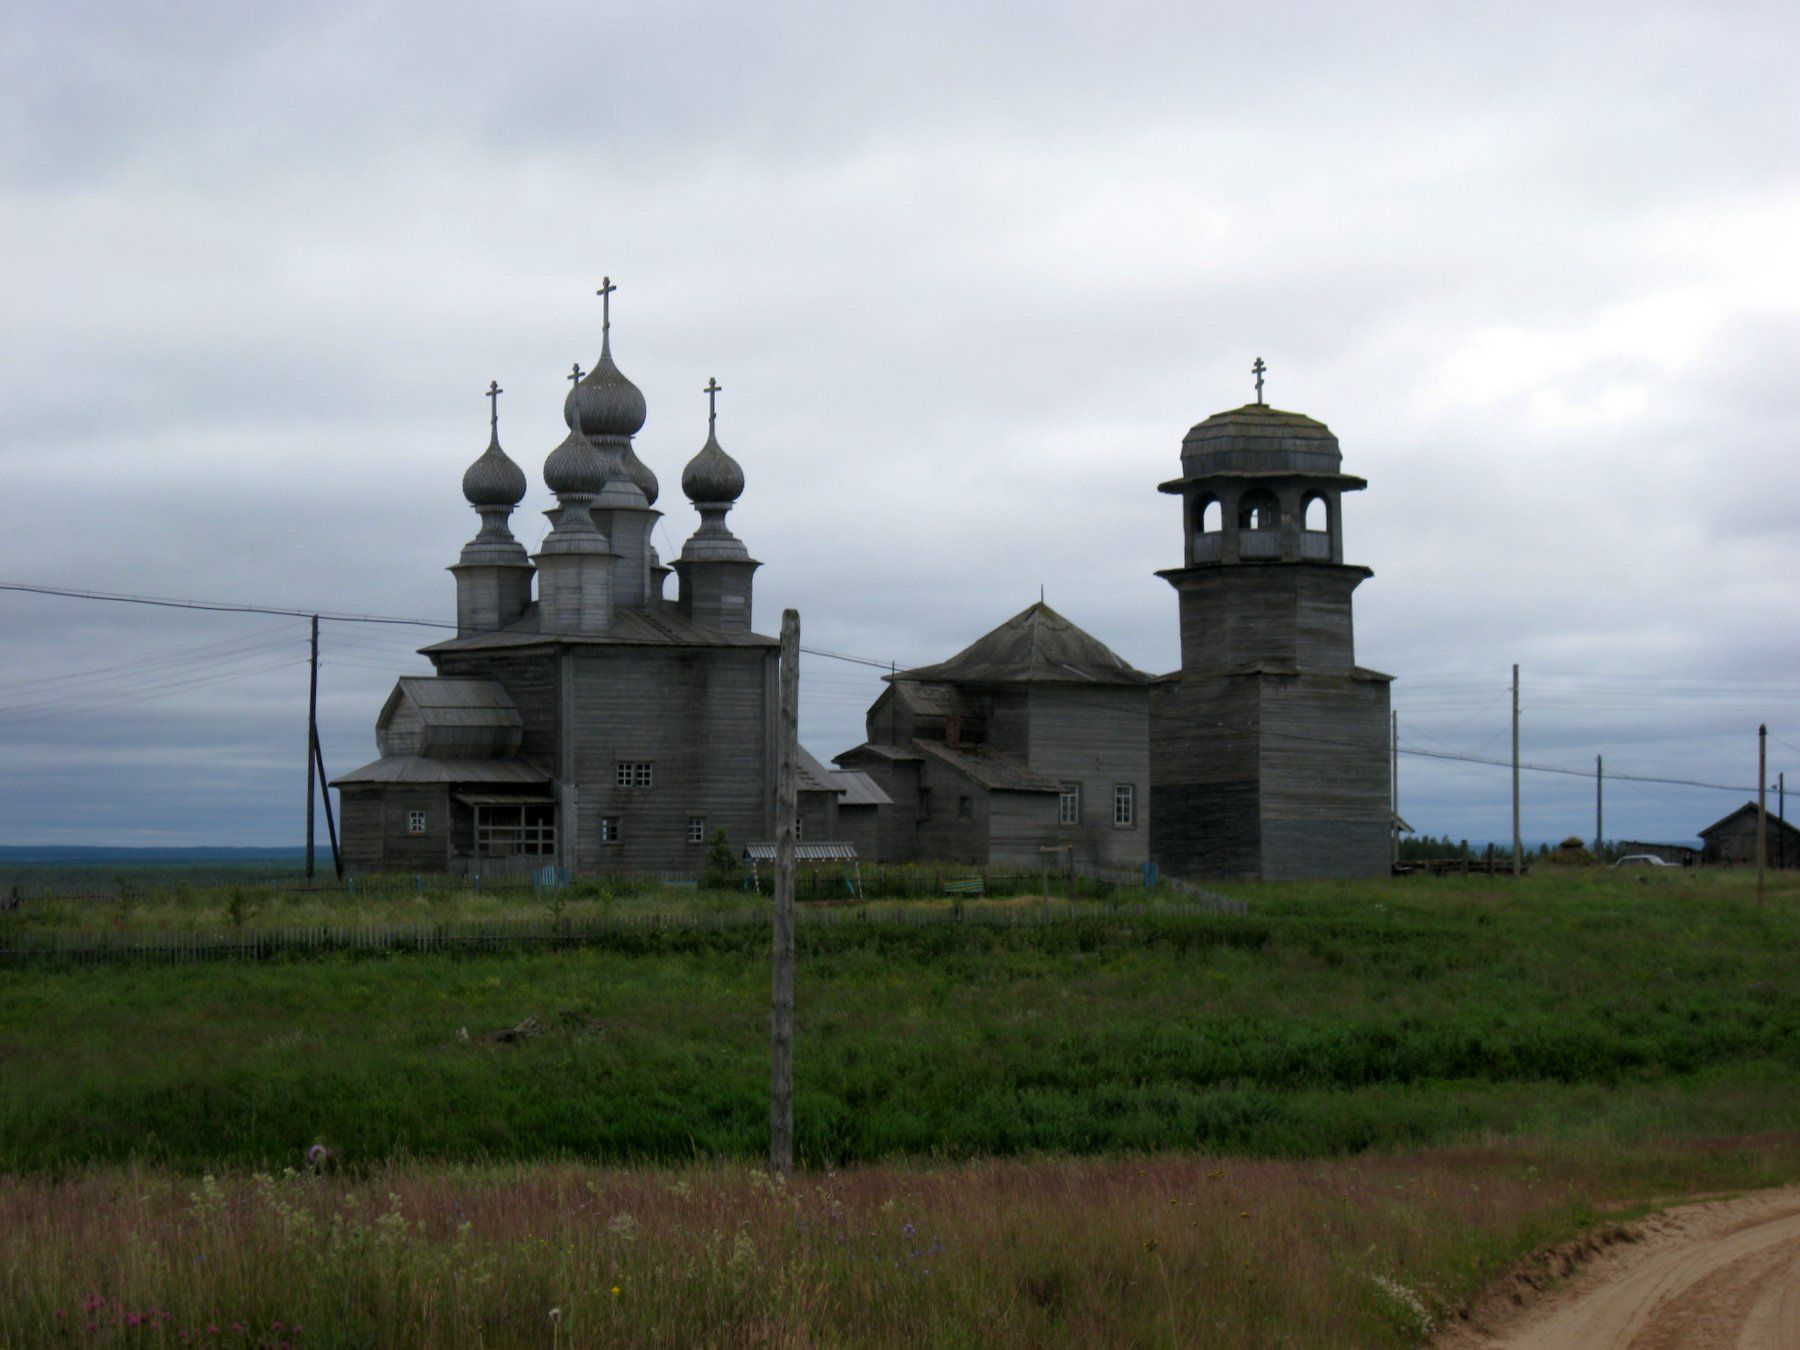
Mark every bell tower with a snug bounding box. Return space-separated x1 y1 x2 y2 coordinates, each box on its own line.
1149 362 1392 879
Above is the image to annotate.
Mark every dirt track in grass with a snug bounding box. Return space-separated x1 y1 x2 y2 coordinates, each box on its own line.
1441 1185 1800 1349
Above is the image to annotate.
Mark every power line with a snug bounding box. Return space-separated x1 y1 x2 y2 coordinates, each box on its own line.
0 582 453 629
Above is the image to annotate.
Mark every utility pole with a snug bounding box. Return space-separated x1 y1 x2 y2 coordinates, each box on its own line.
1391 710 1399 869
1595 754 1603 857
1511 664 1521 877
1780 772 1787 871
306 614 319 881
1757 724 1767 908
770 608 799 1177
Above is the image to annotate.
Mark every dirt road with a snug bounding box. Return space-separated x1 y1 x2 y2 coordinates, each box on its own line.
1445 1186 1800 1349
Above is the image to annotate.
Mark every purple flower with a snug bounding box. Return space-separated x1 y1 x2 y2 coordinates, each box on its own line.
901 1222 916 1238
306 1143 329 1166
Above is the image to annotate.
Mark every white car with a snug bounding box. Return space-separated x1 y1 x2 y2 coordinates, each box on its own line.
1613 854 1677 868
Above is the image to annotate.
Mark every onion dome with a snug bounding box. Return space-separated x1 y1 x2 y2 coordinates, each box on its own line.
681 377 744 503
463 385 528 507
1179 404 1341 479
544 370 608 497
568 278 648 440
620 443 660 505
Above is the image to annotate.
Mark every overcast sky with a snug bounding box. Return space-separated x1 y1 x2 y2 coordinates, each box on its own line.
3 0 1797 853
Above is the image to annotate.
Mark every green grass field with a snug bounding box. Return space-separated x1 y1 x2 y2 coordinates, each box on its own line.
3 870 1796 1172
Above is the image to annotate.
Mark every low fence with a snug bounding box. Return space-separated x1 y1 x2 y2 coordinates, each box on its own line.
0 896 1248 968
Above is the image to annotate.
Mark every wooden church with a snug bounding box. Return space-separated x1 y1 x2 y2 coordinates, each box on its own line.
334 286 1392 881
333 283 785 876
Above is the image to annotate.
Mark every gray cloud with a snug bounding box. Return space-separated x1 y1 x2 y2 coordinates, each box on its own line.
3 0 1797 850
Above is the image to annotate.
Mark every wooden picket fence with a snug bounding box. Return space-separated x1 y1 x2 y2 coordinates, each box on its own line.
0 896 1247 968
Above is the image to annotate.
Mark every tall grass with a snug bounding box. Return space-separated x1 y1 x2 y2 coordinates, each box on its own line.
2 875 1797 1171
6 1137 1797 1348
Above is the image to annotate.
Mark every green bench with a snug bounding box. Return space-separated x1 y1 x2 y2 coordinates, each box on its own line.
943 878 985 896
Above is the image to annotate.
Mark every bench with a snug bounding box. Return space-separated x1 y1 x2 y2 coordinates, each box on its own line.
943 878 985 897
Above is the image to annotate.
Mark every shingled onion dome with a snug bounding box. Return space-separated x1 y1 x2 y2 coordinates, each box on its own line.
619 442 660 505
679 378 749 562
543 365 609 498
460 382 530 560
568 278 648 442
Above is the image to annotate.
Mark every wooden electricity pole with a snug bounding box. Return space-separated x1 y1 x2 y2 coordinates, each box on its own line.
770 608 800 1176
1511 664 1521 877
1594 754 1603 857
1757 724 1767 908
1390 710 1399 869
306 614 319 881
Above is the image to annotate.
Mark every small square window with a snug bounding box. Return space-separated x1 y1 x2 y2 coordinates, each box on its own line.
1059 783 1081 826
599 816 621 844
615 762 653 789
1113 783 1136 828
688 816 706 844
406 810 427 836
794 816 804 842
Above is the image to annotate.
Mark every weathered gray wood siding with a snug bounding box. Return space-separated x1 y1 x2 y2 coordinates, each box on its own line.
1256 673 1390 879
338 784 453 874
836 803 882 862
1174 566 1363 673
1025 687 1150 869
566 645 776 873
432 652 562 770
1149 676 1263 878
982 690 1031 757
796 788 838 844
988 792 1061 867
911 758 992 865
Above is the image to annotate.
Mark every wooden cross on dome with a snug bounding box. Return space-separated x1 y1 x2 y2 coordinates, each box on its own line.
568 362 584 388
1252 357 1266 405
597 277 616 336
704 376 722 433
485 379 503 431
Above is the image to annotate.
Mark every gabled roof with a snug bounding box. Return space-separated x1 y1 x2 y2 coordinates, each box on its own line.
331 756 551 787
379 677 522 731
796 747 839 794
912 739 1061 793
1698 802 1800 839
895 602 1150 687
834 742 924 765
830 770 892 807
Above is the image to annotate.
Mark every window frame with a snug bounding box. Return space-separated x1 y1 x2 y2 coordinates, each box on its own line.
614 761 653 790
1113 783 1136 828
1059 782 1081 826
599 815 621 844
405 809 427 836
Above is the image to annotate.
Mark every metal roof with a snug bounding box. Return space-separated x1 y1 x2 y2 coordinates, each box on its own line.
331 756 551 787
830 770 892 807
421 602 776 654
834 742 924 764
911 739 1062 793
895 602 1150 687
385 676 523 728
796 746 839 794
741 842 860 862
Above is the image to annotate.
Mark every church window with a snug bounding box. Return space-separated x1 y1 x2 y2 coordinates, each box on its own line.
688 816 706 844
406 810 427 836
1113 784 1136 827
794 817 804 841
1059 783 1081 825
1238 490 1280 531
1195 495 1221 533
959 795 973 818
600 816 621 843
1303 493 1328 531
616 761 653 789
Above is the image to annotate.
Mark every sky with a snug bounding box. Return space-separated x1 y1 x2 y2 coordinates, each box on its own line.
2 0 1798 851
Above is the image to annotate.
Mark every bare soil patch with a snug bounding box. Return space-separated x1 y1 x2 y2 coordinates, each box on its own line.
1438 1185 1800 1349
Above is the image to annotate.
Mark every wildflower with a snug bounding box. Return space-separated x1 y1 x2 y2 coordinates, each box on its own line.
549 1308 563 1322
306 1143 329 1168
901 1222 916 1238
1239 1211 1250 1218
1144 1238 1160 1252
610 1286 622 1298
